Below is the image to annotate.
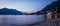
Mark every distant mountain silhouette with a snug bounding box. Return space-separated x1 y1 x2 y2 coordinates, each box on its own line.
30 0 60 15
0 8 23 15
40 0 60 13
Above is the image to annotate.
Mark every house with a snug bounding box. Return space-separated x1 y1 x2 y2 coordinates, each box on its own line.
40 0 60 19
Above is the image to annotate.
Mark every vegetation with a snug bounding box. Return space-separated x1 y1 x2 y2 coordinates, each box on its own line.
29 0 60 15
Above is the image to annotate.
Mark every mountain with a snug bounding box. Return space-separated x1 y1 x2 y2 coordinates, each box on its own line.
0 8 23 15
30 0 60 15
40 0 60 13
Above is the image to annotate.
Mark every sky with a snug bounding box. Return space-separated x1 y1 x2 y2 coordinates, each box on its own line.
0 0 56 13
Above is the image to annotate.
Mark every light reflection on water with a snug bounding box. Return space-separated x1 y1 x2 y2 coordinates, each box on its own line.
0 15 47 26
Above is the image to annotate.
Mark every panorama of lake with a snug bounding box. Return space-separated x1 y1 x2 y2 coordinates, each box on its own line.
0 15 47 26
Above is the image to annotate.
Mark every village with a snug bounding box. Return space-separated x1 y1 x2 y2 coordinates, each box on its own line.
33 0 60 26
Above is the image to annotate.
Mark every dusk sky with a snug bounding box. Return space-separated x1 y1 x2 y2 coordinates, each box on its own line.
0 0 56 13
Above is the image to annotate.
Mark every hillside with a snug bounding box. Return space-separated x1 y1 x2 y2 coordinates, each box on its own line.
0 8 23 15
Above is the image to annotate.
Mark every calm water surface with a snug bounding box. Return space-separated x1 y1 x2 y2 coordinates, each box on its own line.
0 15 47 26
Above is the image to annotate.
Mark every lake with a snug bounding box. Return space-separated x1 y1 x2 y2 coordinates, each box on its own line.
0 15 47 26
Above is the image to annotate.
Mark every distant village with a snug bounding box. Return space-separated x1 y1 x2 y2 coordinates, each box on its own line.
25 0 60 19
0 0 60 19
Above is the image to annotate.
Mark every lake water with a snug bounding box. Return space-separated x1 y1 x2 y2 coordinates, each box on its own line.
0 15 47 26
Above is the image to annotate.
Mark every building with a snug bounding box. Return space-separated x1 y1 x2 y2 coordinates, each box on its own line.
40 0 60 19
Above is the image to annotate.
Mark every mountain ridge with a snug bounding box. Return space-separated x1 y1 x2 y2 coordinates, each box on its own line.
0 8 24 15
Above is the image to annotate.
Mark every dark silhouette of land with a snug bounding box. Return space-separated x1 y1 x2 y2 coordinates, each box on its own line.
28 0 60 15
40 0 60 13
0 0 60 15
0 8 23 15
